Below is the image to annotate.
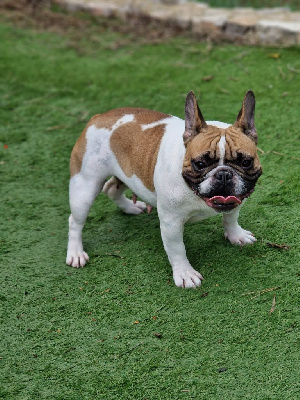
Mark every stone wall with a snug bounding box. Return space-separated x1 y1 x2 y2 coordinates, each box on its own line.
54 0 300 46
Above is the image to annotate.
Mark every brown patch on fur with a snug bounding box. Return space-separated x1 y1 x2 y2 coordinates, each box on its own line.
70 125 88 177
110 110 169 191
70 108 169 177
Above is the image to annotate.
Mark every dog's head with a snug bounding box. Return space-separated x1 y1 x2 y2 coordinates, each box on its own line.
182 90 262 212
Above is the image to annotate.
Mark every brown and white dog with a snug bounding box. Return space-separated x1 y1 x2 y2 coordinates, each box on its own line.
66 91 262 288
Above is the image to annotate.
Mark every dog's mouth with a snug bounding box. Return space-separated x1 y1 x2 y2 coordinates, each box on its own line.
204 195 241 211
188 180 255 212
199 191 254 212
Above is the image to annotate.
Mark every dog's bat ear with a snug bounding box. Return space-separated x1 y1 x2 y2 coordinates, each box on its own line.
183 91 207 146
234 90 258 144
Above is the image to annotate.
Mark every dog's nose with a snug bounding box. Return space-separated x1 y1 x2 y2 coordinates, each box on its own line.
215 169 233 183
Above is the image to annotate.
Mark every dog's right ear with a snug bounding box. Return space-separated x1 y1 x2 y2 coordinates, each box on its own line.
183 91 207 146
234 90 258 144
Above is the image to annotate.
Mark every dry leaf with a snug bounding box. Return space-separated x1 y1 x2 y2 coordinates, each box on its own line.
202 75 214 82
268 53 280 59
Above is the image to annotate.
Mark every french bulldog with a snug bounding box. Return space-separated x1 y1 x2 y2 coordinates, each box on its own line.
66 90 262 288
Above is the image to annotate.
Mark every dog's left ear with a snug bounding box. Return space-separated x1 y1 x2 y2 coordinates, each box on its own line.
234 90 258 144
183 91 207 146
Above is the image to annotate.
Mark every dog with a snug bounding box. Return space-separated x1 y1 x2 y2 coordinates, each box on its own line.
66 90 262 288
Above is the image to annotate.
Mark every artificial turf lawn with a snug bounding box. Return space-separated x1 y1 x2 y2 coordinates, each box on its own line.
0 8 299 400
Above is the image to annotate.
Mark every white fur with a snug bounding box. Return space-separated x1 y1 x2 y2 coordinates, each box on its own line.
67 117 255 288
223 207 256 245
141 118 171 131
218 135 226 165
112 114 135 130
207 121 230 129
102 177 147 215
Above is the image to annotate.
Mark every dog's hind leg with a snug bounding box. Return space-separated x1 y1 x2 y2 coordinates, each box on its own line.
66 173 105 268
103 176 146 215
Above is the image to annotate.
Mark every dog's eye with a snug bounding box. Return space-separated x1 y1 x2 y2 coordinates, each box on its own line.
192 160 207 172
241 159 253 169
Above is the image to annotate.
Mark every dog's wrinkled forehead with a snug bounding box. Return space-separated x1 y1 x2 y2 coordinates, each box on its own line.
186 124 258 162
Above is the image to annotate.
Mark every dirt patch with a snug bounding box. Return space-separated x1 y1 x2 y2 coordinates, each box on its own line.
0 0 92 33
0 0 186 45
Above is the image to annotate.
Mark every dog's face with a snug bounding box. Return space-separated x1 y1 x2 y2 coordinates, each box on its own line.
182 91 262 212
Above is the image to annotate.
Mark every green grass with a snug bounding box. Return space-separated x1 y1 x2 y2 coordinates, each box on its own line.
200 0 299 10
0 8 299 400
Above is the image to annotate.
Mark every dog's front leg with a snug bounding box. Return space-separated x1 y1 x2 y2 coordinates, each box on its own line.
158 212 203 288
223 206 257 245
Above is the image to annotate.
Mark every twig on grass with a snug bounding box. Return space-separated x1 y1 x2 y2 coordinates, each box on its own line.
242 286 280 300
228 76 239 81
270 295 276 314
117 342 143 358
106 252 124 259
287 64 300 74
266 242 290 250
230 50 251 61
155 305 165 314
261 150 300 162
257 147 265 154
278 66 285 79
218 87 231 94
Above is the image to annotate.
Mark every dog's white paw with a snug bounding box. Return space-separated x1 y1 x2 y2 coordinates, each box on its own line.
122 200 147 215
66 250 89 268
173 265 203 289
225 225 256 246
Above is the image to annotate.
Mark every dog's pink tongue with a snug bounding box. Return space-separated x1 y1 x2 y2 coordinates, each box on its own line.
206 196 241 207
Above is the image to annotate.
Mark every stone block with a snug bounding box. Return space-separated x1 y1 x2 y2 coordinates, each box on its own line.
192 18 222 40
170 2 208 29
256 20 300 45
228 9 258 27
